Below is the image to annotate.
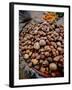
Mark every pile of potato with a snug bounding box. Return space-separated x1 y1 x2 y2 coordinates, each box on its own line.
19 21 64 77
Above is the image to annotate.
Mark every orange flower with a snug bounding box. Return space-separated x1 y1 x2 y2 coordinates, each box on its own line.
42 12 58 22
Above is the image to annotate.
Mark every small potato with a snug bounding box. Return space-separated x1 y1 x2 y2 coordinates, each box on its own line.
45 67 49 72
29 52 32 56
50 46 54 49
39 48 44 52
39 40 46 46
34 42 40 50
55 50 59 56
36 38 40 41
23 37 27 41
41 52 44 55
47 57 53 62
29 34 33 38
52 51 56 56
36 55 40 60
23 46 27 50
24 54 29 59
31 53 36 58
40 55 45 59
55 28 60 33
58 36 62 41
38 31 46 36
33 30 38 35
57 47 62 51
51 42 57 48
40 67 45 73
27 41 31 44
41 37 47 40
28 46 32 50
43 60 49 66
45 52 49 57
26 50 30 54
46 39 49 44
44 46 51 51
39 60 43 63
31 59 38 65
57 42 61 46
49 63 57 71
51 72 56 77
53 56 61 62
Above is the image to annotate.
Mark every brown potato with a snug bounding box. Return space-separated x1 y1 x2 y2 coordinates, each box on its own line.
24 54 29 59
39 39 46 46
34 42 40 50
31 59 38 65
49 63 57 71
40 67 45 73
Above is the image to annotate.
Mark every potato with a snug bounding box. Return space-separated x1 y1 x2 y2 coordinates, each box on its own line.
49 63 57 71
24 54 29 59
34 42 40 50
39 40 46 46
40 67 45 72
31 59 38 65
